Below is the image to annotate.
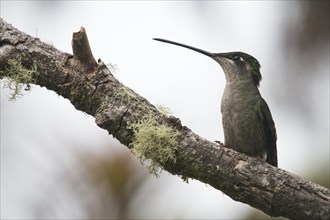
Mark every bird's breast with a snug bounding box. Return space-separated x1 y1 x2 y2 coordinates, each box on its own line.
221 83 266 158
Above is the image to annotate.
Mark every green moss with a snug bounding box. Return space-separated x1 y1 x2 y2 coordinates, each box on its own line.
69 76 84 97
68 76 106 115
129 114 179 176
69 76 89 107
2 57 38 101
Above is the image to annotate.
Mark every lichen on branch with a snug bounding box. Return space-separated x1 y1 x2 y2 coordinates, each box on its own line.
2 57 38 101
129 114 180 176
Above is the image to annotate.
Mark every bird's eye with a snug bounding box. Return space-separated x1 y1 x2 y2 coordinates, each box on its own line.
232 55 245 62
233 55 240 61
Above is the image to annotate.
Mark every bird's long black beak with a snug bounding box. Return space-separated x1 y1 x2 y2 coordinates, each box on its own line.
153 38 215 58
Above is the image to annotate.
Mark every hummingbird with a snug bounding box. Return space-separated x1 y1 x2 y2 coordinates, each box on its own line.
153 38 277 167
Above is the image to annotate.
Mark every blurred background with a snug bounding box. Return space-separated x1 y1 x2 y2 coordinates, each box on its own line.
1 1 329 219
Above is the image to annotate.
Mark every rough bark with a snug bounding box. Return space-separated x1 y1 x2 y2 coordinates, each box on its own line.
0 19 329 220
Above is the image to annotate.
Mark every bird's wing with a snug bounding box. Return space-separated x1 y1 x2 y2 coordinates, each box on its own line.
257 98 278 167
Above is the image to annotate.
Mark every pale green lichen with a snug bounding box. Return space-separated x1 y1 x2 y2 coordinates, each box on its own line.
106 62 118 73
115 86 153 114
129 114 179 176
115 86 137 104
2 57 38 101
116 86 178 175
156 104 173 116
96 96 110 114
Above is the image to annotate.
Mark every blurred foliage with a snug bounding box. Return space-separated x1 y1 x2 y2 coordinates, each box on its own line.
285 1 329 58
80 149 147 219
279 1 329 122
306 163 330 189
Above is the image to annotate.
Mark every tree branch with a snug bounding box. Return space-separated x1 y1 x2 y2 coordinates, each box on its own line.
0 19 329 220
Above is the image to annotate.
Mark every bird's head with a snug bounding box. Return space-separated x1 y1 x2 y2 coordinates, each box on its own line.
153 38 262 87
212 52 261 86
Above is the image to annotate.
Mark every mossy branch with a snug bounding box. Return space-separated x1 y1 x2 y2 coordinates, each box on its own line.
2 57 38 101
0 18 329 220
129 114 180 176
